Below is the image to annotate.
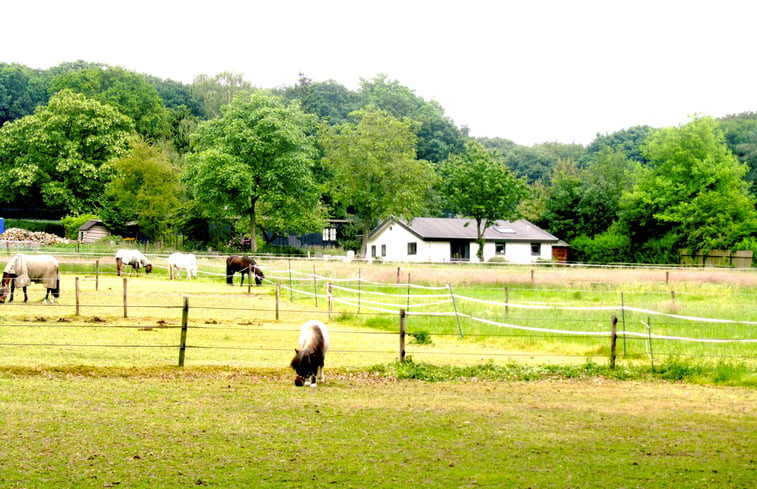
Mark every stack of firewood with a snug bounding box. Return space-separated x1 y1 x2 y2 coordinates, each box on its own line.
0 228 69 245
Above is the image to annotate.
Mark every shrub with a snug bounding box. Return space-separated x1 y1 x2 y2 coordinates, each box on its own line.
60 214 99 240
5 219 65 236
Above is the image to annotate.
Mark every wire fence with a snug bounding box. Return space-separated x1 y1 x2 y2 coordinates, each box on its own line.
0 255 755 368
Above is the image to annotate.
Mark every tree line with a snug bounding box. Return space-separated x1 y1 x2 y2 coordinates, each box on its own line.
0 61 755 263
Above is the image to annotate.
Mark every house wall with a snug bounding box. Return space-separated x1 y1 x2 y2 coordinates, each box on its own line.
368 226 553 264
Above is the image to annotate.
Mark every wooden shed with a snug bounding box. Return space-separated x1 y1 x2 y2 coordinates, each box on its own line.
77 219 111 244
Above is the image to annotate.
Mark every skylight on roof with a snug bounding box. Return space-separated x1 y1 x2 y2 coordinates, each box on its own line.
495 227 516 234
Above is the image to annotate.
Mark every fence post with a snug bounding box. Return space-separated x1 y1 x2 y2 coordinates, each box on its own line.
671 290 675 307
399 308 406 363
646 316 655 373
610 315 618 369
505 286 509 315
313 265 318 308
531 269 534 285
396 267 401 284
247 268 252 295
448 284 463 338
288 258 293 302
178 296 189 367
95 259 99 291
328 282 333 319
275 284 280 321
75 277 80 316
122 277 128 318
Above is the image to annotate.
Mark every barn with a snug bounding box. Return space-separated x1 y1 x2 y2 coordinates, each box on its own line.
365 216 564 264
77 219 111 244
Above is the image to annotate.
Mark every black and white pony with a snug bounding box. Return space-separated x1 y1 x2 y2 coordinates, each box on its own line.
291 320 329 387
0 254 60 303
115 249 153 277
226 255 264 286
167 252 198 280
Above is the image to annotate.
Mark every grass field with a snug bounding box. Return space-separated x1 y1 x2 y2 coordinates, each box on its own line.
0 257 755 487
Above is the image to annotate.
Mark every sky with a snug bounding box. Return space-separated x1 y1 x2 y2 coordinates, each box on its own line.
5 0 757 146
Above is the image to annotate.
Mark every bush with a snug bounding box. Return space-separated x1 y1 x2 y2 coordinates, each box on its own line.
570 232 633 263
59 214 99 240
4 219 65 236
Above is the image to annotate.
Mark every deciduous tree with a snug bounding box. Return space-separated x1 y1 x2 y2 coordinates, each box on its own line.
322 106 436 255
440 140 529 261
185 91 324 251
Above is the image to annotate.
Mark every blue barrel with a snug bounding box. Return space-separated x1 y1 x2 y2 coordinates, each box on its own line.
0 217 4 234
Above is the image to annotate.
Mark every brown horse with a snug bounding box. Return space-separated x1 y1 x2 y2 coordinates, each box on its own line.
0 254 60 303
226 255 264 286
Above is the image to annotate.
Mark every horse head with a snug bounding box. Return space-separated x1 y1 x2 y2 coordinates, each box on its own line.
0 273 12 303
145 264 153 274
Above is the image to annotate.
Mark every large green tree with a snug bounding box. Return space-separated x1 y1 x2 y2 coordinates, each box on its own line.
0 89 134 214
620 116 757 256
191 72 253 120
322 106 436 255
0 63 50 126
100 138 184 240
440 140 529 261
50 66 170 140
185 91 324 251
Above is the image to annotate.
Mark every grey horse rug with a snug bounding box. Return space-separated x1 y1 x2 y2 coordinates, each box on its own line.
4 254 59 288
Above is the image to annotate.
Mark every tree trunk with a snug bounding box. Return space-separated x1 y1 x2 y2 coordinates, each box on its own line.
249 200 258 253
475 218 485 262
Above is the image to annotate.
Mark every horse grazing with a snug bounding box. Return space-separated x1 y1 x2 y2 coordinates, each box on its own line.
226 255 264 286
168 252 198 280
0 254 60 304
115 249 153 277
291 320 329 387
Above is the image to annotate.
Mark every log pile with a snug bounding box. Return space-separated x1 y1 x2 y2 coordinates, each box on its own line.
0 228 70 245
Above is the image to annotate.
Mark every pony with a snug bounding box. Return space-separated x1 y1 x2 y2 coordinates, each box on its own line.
115 249 153 277
225 255 264 286
167 252 198 280
290 320 329 387
0 254 60 304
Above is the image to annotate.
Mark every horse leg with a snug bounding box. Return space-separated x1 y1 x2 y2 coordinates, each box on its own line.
8 280 14 303
240 271 245 287
22 286 28 303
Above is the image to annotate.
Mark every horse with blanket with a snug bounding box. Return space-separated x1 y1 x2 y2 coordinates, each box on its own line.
0 254 60 303
115 249 153 276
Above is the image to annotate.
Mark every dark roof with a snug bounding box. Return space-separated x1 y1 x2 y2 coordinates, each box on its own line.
370 217 559 242
77 219 107 231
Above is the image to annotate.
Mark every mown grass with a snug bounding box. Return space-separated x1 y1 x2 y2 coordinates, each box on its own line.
0 366 755 488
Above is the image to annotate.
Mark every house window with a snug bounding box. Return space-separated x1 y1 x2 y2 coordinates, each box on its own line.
408 242 417 255
322 228 337 242
495 242 506 255
371 245 377 258
381 244 386 257
531 243 541 256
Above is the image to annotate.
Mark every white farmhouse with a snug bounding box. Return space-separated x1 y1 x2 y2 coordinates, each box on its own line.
365 216 564 264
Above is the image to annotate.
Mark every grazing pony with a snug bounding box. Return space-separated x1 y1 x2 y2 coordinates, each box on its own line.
115 249 153 277
225 255 264 286
167 252 198 280
291 320 329 387
0 254 60 304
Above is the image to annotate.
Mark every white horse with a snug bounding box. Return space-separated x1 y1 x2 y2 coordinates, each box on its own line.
291 320 330 387
115 249 152 276
168 252 198 280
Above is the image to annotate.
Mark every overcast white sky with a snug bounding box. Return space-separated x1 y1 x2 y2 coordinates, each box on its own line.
5 0 756 146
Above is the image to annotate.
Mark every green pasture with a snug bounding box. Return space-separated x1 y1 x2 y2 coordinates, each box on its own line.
1 260 756 488
0 257 755 369
0 368 755 488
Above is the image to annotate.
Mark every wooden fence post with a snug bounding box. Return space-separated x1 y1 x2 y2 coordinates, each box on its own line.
399 308 406 363
178 296 189 367
610 316 618 369
328 282 333 319
275 284 280 321
75 277 80 316
123 277 128 318
448 284 463 338
95 259 99 291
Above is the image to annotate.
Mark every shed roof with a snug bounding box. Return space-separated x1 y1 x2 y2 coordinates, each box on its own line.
77 219 108 231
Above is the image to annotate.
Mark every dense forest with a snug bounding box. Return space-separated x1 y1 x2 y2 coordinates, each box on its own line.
1 61 755 264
